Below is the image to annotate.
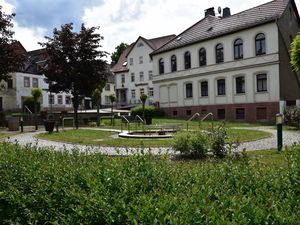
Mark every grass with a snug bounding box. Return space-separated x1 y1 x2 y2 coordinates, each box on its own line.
37 127 271 148
1 143 299 224
0 132 12 140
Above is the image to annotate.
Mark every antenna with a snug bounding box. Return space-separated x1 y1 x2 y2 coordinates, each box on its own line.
218 6 222 15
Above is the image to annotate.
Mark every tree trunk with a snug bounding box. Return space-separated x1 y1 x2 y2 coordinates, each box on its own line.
142 102 145 120
73 95 79 129
96 98 100 126
34 100 38 130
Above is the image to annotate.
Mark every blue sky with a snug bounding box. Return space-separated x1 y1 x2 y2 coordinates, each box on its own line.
1 0 300 58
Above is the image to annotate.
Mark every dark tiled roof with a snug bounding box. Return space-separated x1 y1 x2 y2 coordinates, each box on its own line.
110 43 134 73
23 48 48 75
152 0 290 55
111 35 175 73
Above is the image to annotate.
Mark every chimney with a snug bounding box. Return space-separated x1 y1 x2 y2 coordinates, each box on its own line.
205 7 215 17
223 7 231 18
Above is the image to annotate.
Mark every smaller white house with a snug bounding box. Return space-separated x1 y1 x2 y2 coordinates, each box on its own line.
101 73 115 108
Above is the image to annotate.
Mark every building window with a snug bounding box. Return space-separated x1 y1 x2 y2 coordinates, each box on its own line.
24 77 30 87
7 79 13 89
57 95 63 104
171 55 177 72
131 89 136 99
255 33 266 56
148 71 153 80
131 73 135 82
129 58 133 65
139 56 143 64
159 58 164 74
236 76 245 94
49 94 54 104
257 74 267 92
186 110 192 116
65 96 71 105
173 111 178 116
217 109 226 120
234 39 243 59
105 83 110 91
105 96 110 105
32 78 38 88
149 87 154 97
140 88 144 95
121 74 125 83
185 83 193 98
184 51 191 69
217 79 226 95
236 108 245 120
139 72 144 82
256 107 267 120
201 81 208 97
216 43 224 63
137 42 144 47
199 48 206 66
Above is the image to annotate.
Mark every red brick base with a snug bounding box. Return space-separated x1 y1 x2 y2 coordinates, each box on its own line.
162 102 279 122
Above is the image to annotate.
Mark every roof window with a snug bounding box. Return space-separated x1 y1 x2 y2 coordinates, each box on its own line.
122 61 128 66
176 36 182 41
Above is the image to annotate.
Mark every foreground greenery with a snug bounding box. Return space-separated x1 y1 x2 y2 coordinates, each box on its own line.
37 128 271 148
0 143 299 224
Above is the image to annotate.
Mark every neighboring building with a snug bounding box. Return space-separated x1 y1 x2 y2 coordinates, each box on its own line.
150 0 300 122
0 47 73 112
101 72 115 108
111 35 175 108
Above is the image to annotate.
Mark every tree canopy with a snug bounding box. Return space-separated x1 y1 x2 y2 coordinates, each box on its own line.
111 42 129 63
0 6 25 81
40 23 108 128
290 33 300 79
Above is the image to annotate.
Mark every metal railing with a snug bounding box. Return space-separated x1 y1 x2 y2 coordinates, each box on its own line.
24 105 33 114
186 112 214 131
121 115 130 132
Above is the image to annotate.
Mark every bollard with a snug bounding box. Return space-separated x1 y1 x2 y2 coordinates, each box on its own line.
20 117 24 133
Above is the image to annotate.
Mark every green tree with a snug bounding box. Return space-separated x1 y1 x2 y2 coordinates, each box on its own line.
31 88 42 130
140 93 147 120
111 42 129 63
290 33 300 79
0 6 25 82
40 23 108 129
92 86 103 126
109 94 116 126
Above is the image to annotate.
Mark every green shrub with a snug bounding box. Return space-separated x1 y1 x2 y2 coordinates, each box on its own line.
0 143 300 224
172 131 209 158
211 126 227 158
88 121 97 127
23 96 40 113
131 105 164 117
284 106 300 129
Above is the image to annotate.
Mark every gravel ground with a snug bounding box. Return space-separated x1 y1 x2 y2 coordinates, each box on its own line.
4 127 300 155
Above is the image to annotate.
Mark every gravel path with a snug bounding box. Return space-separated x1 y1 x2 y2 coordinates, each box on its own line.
5 127 300 155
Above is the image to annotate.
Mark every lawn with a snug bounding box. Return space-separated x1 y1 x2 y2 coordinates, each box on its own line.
1 143 299 224
37 127 271 148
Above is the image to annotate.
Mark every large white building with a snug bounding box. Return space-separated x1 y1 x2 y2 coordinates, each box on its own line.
150 0 300 122
111 35 175 108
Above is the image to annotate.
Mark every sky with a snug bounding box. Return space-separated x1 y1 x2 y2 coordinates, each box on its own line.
1 0 300 61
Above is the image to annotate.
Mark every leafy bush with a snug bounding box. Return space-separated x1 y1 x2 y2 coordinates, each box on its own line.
23 96 40 113
88 121 97 127
0 143 299 224
284 106 300 129
131 105 164 117
211 126 227 158
172 131 209 158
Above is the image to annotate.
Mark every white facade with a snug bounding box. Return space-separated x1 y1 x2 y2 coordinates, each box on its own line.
101 82 115 106
115 38 156 106
151 23 284 120
0 72 73 111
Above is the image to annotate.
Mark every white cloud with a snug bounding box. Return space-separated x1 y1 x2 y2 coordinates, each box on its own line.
82 0 284 57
